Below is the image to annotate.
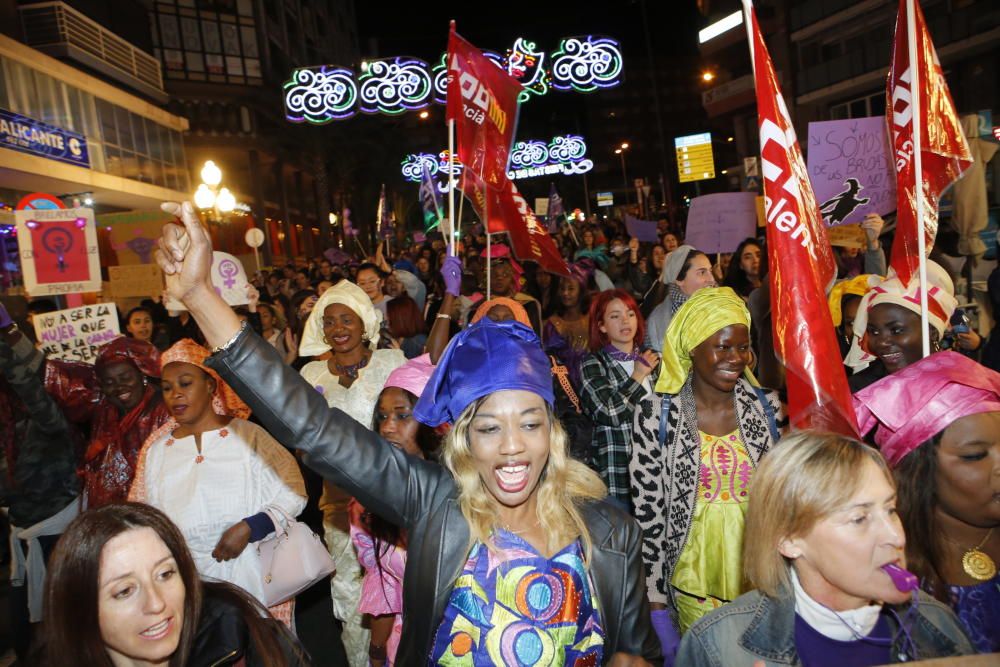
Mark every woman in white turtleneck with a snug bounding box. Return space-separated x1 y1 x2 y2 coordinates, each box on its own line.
675 432 974 667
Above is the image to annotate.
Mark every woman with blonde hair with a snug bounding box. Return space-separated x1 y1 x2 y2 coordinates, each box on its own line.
676 432 973 666
154 201 660 664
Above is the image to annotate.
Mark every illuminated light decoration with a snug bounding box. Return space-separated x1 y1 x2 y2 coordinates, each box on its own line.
284 66 358 123
400 135 591 185
431 53 449 105
358 57 433 115
400 153 440 181
286 35 622 122
504 38 550 101
550 36 623 93
510 140 550 168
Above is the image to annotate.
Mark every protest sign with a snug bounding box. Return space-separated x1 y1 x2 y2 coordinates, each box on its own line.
807 117 896 227
624 214 659 243
685 193 758 253
33 302 120 363
827 224 867 249
164 251 249 311
15 206 101 295
108 264 163 298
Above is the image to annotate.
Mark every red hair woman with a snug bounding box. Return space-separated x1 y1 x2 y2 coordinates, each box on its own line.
579 289 660 508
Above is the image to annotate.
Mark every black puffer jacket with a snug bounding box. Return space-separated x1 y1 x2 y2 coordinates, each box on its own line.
206 329 661 665
189 589 308 667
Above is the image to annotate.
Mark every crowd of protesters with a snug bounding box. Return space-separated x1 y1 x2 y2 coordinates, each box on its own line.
0 199 997 666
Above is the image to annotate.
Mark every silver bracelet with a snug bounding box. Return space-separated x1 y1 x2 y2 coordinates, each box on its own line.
211 320 248 355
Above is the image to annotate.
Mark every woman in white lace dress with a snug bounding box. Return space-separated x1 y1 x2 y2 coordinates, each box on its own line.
297 280 406 667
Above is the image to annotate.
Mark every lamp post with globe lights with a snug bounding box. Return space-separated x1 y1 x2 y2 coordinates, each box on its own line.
194 160 236 224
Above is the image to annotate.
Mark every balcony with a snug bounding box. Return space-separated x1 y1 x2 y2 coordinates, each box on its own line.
19 2 167 103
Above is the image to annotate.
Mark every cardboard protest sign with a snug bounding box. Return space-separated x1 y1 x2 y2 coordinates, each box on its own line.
685 193 758 253
15 207 101 295
33 302 120 363
807 117 896 227
108 264 163 298
625 214 659 243
827 224 867 249
164 251 249 311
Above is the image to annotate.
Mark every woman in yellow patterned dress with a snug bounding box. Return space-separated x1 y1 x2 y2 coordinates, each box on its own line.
629 287 785 642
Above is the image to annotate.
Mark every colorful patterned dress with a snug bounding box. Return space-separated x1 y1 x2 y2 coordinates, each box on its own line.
949 574 1000 653
670 429 754 633
429 530 604 665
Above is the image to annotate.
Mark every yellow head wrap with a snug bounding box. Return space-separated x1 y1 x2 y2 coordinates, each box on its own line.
827 275 874 327
655 286 759 394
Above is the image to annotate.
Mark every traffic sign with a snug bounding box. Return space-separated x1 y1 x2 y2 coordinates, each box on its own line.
674 132 715 183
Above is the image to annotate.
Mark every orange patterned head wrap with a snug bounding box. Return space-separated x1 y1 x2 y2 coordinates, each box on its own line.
160 339 250 420
471 297 532 328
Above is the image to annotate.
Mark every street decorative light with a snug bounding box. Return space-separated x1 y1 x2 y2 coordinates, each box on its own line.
195 160 235 221
614 142 630 207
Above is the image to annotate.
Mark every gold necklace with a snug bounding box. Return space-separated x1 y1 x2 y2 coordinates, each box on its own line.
946 527 996 581
500 517 541 535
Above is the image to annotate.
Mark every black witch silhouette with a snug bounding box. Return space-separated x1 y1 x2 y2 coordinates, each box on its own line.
819 177 870 225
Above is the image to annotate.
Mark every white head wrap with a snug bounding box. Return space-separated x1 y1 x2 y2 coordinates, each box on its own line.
299 280 382 357
844 261 958 370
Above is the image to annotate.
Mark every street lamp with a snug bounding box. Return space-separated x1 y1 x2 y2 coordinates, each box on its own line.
614 142 630 207
194 160 235 222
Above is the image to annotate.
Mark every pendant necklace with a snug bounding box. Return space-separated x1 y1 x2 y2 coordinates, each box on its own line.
946 527 996 581
335 354 369 380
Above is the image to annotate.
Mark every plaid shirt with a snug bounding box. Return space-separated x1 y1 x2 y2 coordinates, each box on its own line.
579 349 650 505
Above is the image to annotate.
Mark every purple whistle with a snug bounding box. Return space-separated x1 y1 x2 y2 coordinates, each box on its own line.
882 563 918 592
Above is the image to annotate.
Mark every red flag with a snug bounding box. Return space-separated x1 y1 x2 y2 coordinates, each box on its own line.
887 0 972 285
446 24 522 190
747 3 858 436
461 171 569 277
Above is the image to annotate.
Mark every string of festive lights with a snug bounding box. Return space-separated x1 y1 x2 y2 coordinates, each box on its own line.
400 134 591 185
284 35 623 123
358 57 433 115
284 66 358 123
550 36 624 92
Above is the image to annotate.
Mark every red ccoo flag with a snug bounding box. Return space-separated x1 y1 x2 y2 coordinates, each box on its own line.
744 1 858 436
445 24 522 191
887 0 972 286
463 170 570 277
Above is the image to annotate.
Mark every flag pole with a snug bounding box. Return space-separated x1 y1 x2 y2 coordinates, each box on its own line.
742 0 756 76
906 0 931 358
448 119 456 256
486 202 492 300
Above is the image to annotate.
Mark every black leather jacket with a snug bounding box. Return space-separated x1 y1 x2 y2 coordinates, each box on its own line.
207 328 661 664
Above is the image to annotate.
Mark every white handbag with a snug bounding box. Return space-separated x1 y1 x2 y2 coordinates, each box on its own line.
255 506 336 607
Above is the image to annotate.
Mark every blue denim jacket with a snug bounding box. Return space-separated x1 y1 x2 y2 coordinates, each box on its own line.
676 588 974 666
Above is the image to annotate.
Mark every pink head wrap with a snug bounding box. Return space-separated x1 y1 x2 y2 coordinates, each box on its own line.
481 243 524 287
384 353 435 398
853 351 1000 467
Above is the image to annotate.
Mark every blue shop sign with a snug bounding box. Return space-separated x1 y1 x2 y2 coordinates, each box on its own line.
0 108 89 167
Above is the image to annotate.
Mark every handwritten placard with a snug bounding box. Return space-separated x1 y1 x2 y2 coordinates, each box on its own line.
624 214 659 243
163 251 249 311
33 302 121 364
108 264 163 298
807 117 896 227
685 193 758 253
827 224 867 249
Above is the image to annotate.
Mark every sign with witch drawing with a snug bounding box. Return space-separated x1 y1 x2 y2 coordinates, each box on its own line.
807 117 896 227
